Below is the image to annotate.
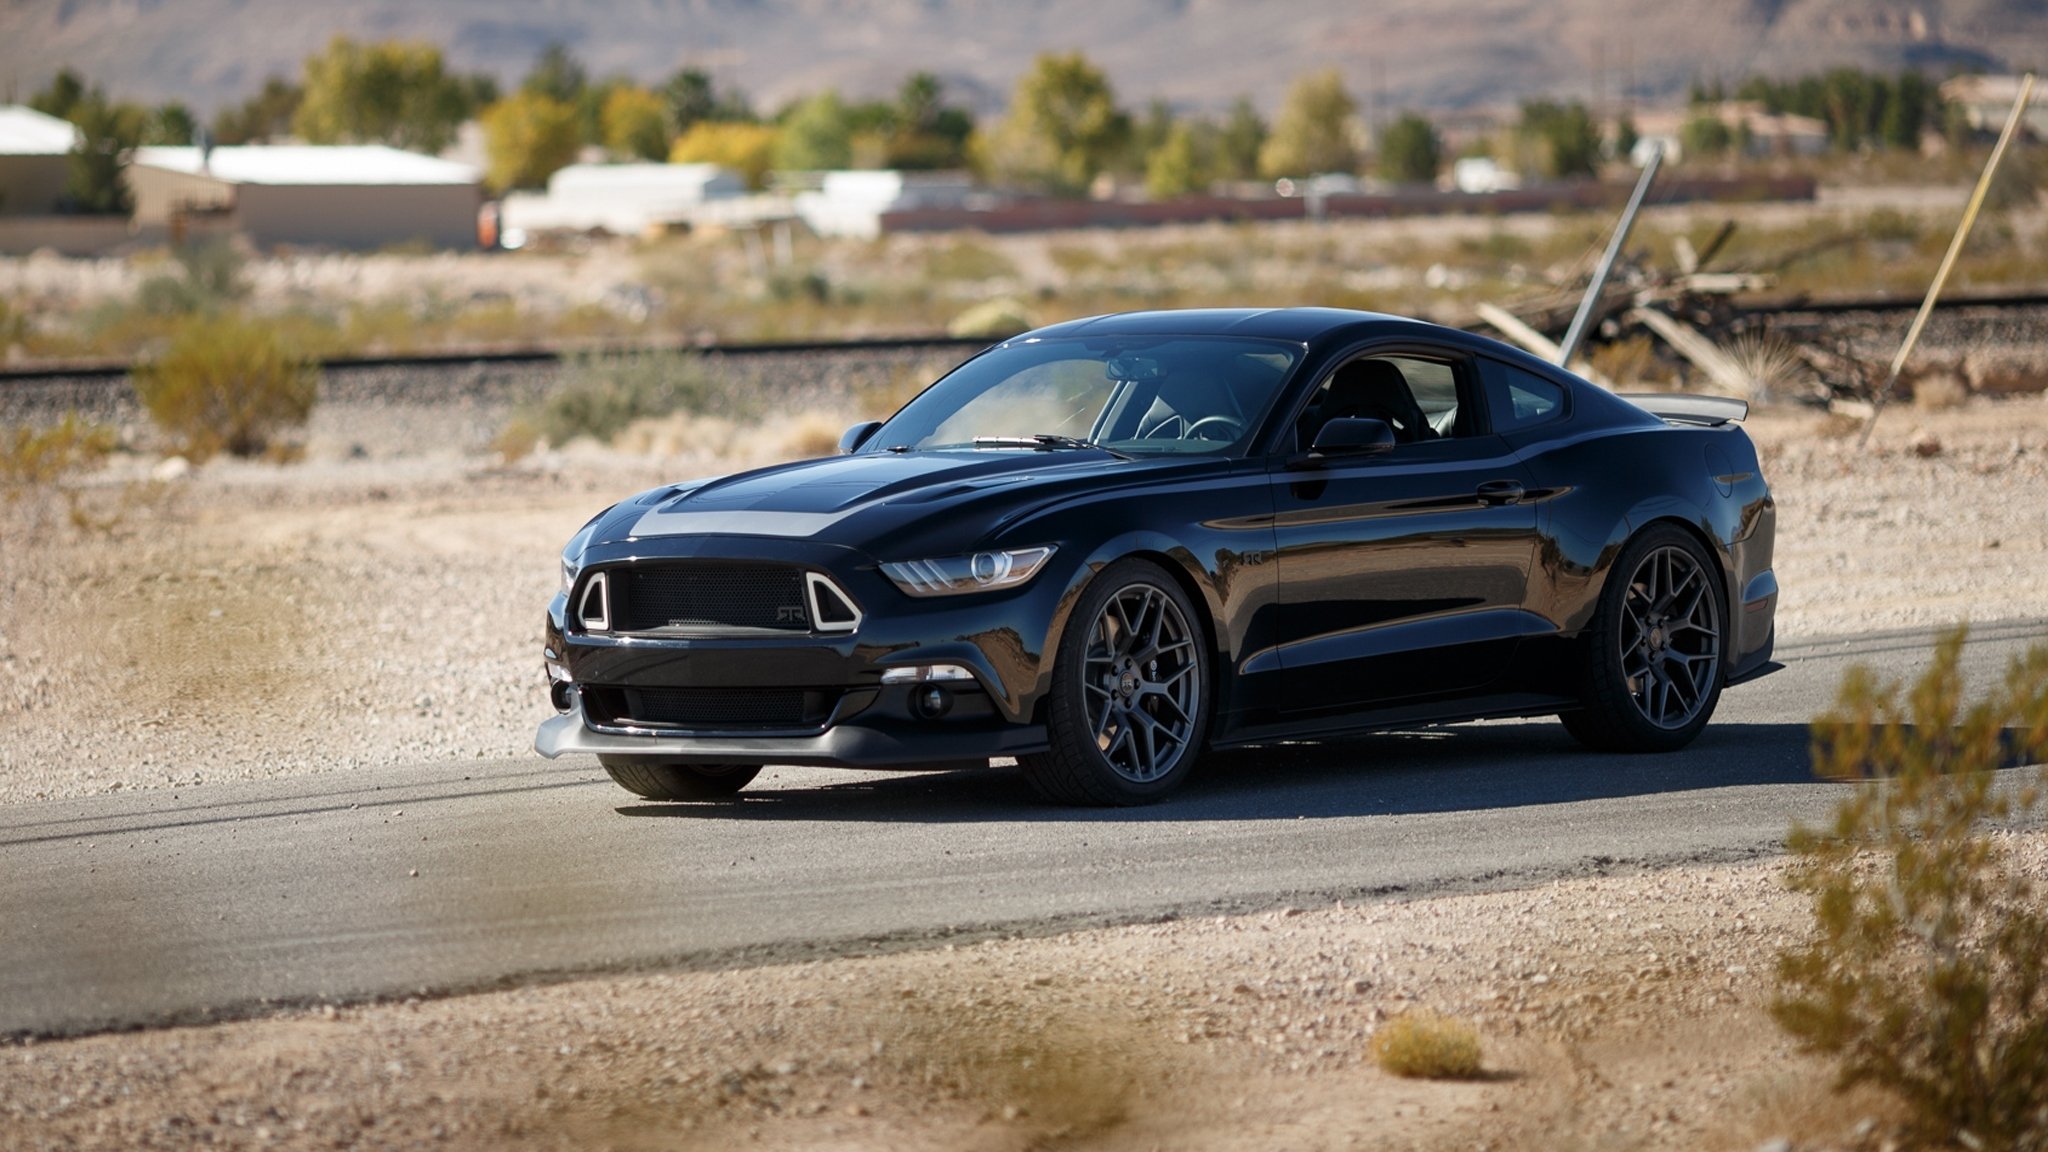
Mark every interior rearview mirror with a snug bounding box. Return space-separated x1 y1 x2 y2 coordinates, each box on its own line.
838 420 883 455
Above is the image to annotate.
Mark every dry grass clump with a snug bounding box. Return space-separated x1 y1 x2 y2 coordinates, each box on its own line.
133 314 318 462
1909 368 1970 411
1369 1011 1484 1080
0 414 115 493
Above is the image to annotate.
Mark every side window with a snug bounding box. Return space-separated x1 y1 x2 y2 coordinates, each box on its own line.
1293 354 1475 451
1481 358 1566 433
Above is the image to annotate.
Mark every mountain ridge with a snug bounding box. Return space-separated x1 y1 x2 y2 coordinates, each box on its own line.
1 0 2043 117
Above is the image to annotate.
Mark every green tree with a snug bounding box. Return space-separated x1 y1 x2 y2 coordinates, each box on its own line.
480 91 581 192
601 85 671 160
55 86 139 215
292 37 475 154
29 67 88 121
662 67 753 133
1217 96 1267 181
1130 98 1177 174
1520 99 1601 179
885 72 973 169
1612 113 1640 160
211 77 302 145
144 102 196 146
1258 69 1358 179
1680 115 1734 158
774 90 854 171
523 43 588 105
1376 112 1442 185
1145 121 1212 199
976 51 1130 196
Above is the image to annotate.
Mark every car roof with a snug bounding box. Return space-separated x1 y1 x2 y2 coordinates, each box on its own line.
1021 307 1434 344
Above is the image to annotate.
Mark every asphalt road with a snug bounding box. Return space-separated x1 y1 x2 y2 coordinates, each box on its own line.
5 618 2046 1039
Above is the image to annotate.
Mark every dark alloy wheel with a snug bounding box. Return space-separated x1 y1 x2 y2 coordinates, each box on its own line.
1021 559 1210 805
1562 525 1725 753
599 757 762 801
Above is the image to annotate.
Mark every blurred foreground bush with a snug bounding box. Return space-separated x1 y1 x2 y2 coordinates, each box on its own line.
135 315 318 462
1775 628 2048 1152
504 350 755 455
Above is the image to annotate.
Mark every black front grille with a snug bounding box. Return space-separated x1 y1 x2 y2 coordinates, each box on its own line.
606 562 810 633
583 686 828 731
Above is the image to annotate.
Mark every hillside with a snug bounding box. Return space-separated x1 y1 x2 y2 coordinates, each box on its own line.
0 0 2044 118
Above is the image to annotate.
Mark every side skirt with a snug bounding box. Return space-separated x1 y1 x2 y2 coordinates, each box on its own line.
1212 691 1582 749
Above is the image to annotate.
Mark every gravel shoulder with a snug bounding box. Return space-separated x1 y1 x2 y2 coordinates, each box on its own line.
4 393 2047 1149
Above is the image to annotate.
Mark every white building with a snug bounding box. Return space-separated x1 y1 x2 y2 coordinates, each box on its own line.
498 162 747 239
127 145 482 249
1452 157 1520 194
794 170 975 239
0 105 136 253
1941 75 2048 140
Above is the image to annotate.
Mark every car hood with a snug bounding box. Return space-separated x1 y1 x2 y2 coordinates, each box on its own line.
600 449 1200 551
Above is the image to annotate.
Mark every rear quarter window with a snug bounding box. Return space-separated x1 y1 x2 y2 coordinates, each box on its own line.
1480 358 1567 433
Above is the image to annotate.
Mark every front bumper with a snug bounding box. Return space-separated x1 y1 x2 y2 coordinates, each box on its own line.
535 692 1047 767
536 532 1072 769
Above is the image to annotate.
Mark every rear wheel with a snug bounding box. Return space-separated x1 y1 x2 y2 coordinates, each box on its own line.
1562 525 1725 752
599 757 762 801
1020 559 1210 805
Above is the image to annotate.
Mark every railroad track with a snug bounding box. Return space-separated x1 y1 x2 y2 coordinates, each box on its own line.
6 290 2048 387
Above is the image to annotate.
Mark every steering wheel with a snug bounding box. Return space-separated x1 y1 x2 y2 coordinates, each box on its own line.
1183 415 1246 442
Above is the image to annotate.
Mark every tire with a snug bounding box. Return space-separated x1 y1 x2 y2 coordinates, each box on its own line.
1020 559 1211 806
1562 524 1726 753
599 757 762 801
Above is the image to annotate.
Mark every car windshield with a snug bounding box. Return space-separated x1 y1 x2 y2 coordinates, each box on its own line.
865 335 1303 456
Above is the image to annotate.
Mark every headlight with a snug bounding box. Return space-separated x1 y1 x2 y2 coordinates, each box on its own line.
881 546 1057 597
560 551 581 593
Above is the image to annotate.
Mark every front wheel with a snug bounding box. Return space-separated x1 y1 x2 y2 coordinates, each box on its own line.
599 757 762 801
1562 525 1725 753
1020 559 1211 805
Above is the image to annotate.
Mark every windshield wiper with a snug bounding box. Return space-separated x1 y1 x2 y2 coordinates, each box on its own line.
972 434 1133 460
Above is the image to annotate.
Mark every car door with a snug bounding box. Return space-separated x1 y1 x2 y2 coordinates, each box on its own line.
1267 347 1542 718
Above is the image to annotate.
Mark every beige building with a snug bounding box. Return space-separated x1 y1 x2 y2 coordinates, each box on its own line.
127 145 482 249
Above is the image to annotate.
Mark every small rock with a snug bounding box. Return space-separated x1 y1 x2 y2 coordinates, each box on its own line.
1908 430 1942 457
151 456 191 482
408 868 419 878
845 1103 868 1117
1755 1139 1793 1152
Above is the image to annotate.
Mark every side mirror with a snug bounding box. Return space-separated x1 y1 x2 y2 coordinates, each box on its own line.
838 421 883 455
1308 417 1396 458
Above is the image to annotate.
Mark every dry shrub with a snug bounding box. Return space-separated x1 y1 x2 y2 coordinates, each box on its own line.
1731 331 1820 403
614 412 739 458
777 411 844 459
527 350 753 448
134 314 318 462
491 414 542 462
1909 369 1970 411
1775 628 2048 1152
0 414 115 493
1369 1011 1484 1079
948 297 1036 339
1586 334 1664 388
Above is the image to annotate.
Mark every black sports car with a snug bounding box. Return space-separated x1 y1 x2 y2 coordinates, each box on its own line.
536 308 1777 805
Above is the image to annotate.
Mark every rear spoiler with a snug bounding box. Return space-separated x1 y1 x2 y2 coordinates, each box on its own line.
1617 392 1749 426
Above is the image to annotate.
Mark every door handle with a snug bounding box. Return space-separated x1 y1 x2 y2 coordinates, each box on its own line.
1476 480 1525 505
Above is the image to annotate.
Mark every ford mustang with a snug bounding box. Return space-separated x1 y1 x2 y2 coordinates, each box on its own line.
536 308 1777 805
